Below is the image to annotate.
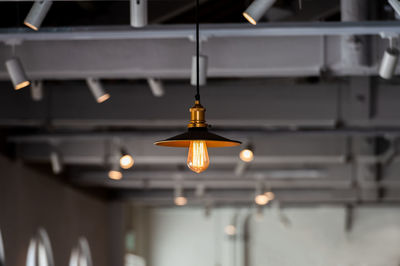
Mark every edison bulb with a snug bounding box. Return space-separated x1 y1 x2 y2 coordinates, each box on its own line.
120 154 134 169
254 194 269 205
174 196 187 206
108 170 122 180
187 140 210 173
240 149 254 162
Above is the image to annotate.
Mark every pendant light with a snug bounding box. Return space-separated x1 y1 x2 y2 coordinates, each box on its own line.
154 0 241 173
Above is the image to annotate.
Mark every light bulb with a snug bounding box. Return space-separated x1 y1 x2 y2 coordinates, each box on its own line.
108 170 122 180
264 191 275 201
224 225 236 236
187 140 210 173
120 154 134 169
174 196 187 206
255 194 269 205
240 149 254 162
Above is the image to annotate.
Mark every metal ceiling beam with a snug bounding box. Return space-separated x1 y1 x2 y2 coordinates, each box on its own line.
1 22 400 41
76 178 353 190
0 23 393 79
117 189 359 205
2 80 400 129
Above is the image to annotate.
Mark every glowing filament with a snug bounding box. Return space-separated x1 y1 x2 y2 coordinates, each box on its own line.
187 140 210 173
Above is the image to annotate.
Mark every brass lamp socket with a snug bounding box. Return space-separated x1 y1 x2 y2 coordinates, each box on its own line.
188 100 208 128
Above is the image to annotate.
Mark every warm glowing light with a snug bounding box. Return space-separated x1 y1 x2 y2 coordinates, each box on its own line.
108 170 122 180
224 225 236 236
24 21 38 31
254 194 269 205
120 154 134 169
174 196 187 206
97 93 110 103
240 149 254 162
15 81 30 90
187 140 210 173
264 191 275 201
243 12 257 25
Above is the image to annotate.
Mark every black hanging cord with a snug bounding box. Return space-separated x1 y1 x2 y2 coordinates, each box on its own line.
195 0 200 102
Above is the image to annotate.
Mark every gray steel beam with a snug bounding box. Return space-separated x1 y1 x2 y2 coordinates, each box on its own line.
0 23 395 79
76 178 352 190
1 22 400 41
0 80 340 128
117 189 359 205
3 80 400 129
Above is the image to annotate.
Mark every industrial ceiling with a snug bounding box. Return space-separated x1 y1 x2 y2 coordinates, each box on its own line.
2 0 400 207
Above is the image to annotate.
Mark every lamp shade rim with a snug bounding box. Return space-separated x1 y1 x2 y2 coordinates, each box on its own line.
154 130 241 148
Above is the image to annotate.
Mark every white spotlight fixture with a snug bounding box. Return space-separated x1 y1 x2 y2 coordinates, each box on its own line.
5 57 30 90
190 55 207 86
264 191 275 201
389 0 400 17
240 144 254 163
130 0 147 28
31 80 43 101
255 193 269 205
234 160 247 176
108 162 122 180
225 212 238 236
224 224 236 236
24 0 53 31
379 37 399 80
147 78 165 97
173 174 187 206
50 150 63 174
119 149 134 170
174 184 187 206
254 180 269 206
243 0 276 25
86 78 110 103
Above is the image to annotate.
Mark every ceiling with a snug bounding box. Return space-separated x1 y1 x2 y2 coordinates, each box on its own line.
2 0 400 207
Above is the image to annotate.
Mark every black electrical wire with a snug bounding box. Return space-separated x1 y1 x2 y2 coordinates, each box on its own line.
195 0 200 102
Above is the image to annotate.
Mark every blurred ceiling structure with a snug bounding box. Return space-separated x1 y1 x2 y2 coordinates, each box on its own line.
2 0 400 206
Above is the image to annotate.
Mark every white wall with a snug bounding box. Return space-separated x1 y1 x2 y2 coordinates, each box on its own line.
148 206 400 266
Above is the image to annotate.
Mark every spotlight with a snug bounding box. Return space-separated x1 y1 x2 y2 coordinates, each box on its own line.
119 149 134 170
379 47 399 79
86 78 110 103
31 81 43 101
108 164 122 180
174 184 187 206
24 0 53 31
5 57 30 90
264 191 275 201
254 194 269 205
147 78 165 97
243 0 276 25
225 212 238 236
239 146 254 162
130 0 147 28
50 150 63 174
254 179 270 206
389 0 400 17
234 161 247 176
174 196 187 206
224 225 236 236
190 55 207 86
